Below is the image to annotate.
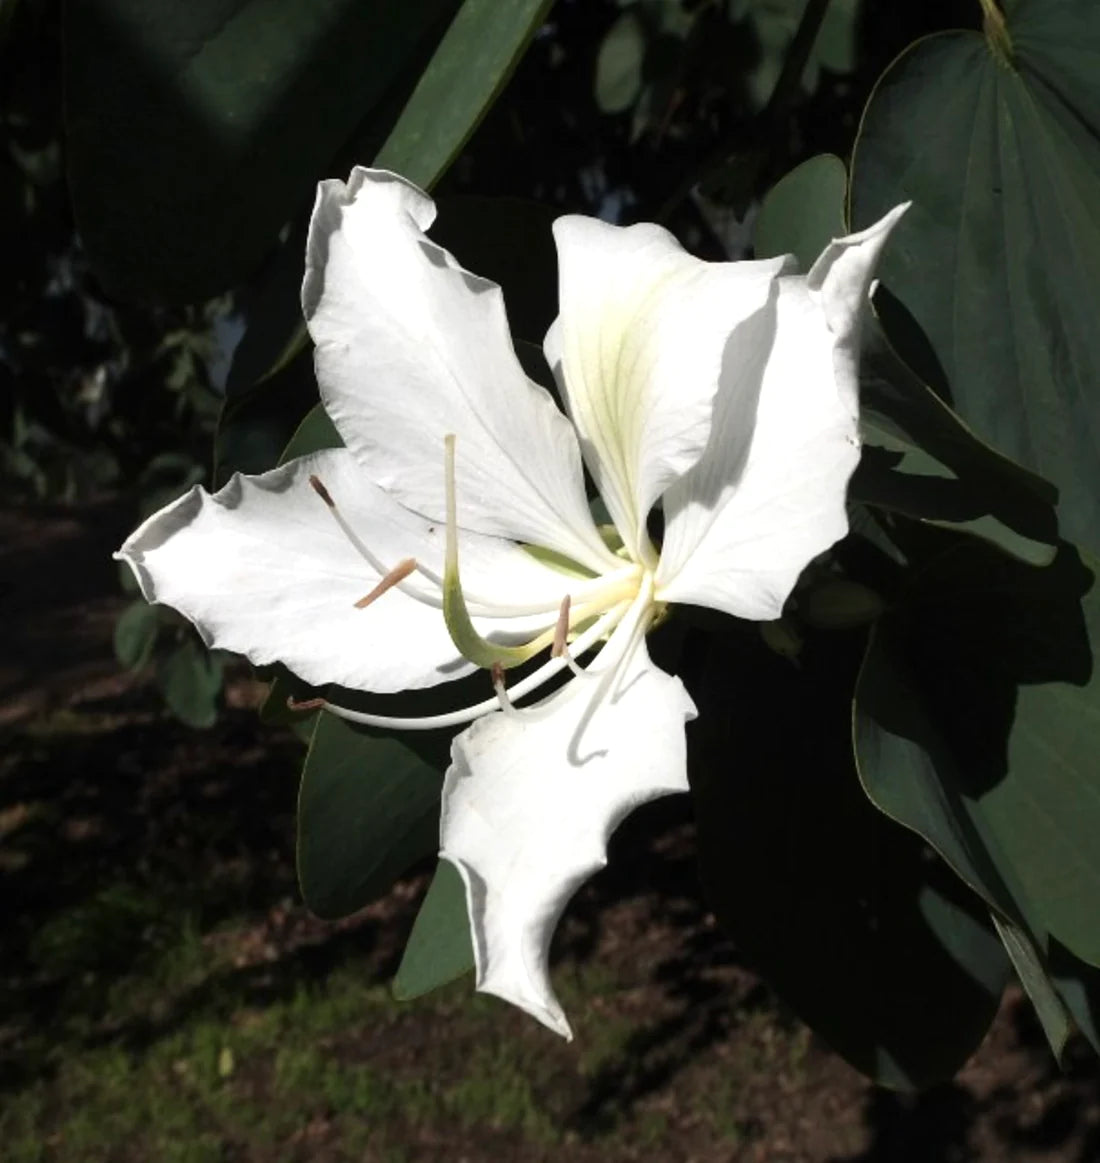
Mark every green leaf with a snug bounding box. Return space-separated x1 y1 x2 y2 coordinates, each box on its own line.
214 347 320 487
392 859 475 1000
216 0 553 446
65 0 457 303
297 714 445 920
113 601 161 671
850 1 1100 556
690 625 1008 1088
753 153 846 271
375 0 553 188
855 542 1100 968
992 913 1072 1062
156 639 223 729
854 310 1059 566
595 11 646 114
278 404 343 466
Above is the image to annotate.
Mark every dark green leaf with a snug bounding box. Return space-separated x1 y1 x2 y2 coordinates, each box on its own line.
689 625 1008 1088
375 0 553 188
214 0 554 458
753 153 846 271
854 311 1059 566
297 714 444 920
855 543 1100 967
278 404 342 466
851 2 1100 556
113 601 161 671
992 913 1071 1062
392 859 475 999
214 347 320 486
65 0 458 303
595 11 646 114
156 639 223 729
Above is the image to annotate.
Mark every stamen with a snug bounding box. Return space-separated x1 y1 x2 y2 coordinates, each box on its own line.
354 557 417 609
316 599 631 731
441 434 550 671
308 475 334 507
551 596 571 658
286 695 326 712
309 473 442 609
491 662 524 721
550 594 595 680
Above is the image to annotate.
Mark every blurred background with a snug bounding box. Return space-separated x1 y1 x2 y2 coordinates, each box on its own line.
2 0 1099 1159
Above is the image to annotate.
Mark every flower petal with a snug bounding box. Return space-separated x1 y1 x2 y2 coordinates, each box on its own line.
546 215 789 563
116 448 572 694
302 168 615 575
657 206 908 619
439 631 696 1038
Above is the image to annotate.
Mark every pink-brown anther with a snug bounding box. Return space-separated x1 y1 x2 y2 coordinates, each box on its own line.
355 557 418 609
551 595 571 658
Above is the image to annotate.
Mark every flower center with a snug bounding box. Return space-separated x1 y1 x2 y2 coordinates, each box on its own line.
294 436 659 733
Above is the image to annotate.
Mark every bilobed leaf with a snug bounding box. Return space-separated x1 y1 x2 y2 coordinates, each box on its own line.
690 625 1008 1088
156 638 223 729
850 0 1100 556
753 153 846 272
297 714 444 919
64 0 457 302
392 859 474 999
855 543 1100 968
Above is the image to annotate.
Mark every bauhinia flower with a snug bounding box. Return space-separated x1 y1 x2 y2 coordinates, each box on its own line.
118 168 906 1039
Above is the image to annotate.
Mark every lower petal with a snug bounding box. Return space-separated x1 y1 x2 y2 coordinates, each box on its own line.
439 632 697 1038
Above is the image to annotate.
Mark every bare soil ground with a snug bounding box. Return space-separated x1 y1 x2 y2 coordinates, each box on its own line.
2 497 1099 1163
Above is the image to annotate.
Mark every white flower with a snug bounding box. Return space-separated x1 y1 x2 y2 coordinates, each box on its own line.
117 168 906 1039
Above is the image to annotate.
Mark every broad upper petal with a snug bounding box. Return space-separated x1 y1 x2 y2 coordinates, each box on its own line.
116 449 573 694
302 168 615 575
656 206 908 619
439 633 697 1038
546 215 789 563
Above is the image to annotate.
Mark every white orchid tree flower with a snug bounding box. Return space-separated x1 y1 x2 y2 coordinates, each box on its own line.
117 168 906 1040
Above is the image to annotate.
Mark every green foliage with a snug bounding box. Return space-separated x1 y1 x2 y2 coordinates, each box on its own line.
113 600 161 671
156 639 224 729
393 859 476 999
24 0 1100 1090
64 0 459 303
689 622 1010 1089
297 714 445 919
753 152 846 271
850 0 1100 557
374 0 555 189
854 543 1100 1038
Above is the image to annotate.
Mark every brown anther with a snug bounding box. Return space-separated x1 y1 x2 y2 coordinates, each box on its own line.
354 557 417 609
286 695 326 712
551 595 571 658
309 475 334 507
